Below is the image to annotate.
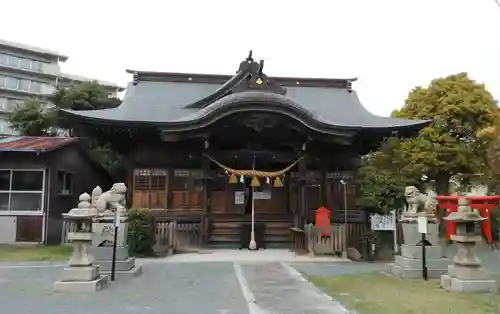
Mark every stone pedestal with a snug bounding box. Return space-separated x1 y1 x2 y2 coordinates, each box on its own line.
400 213 439 246
92 216 142 279
54 197 108 293
388 244 450 279
440 198 497 293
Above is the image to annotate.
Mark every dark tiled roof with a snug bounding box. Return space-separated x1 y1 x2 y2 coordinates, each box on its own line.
0 136 77 152
60 55 430 133
63 81 429 130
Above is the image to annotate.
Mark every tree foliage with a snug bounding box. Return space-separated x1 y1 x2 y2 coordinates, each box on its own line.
8 99 55 136
356 138 418 214
357 72 499 212
50 81 121 111
8 81 124 178
50 81 121 131
391 72 499 194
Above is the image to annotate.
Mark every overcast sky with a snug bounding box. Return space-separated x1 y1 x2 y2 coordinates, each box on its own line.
0 0 498 116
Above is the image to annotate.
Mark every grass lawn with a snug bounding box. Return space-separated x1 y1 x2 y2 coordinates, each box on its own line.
310 272 500 314
0 244 73 262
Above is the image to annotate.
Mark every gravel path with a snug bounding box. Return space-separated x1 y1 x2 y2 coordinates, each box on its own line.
0 262 248 314
5 245 496 314
0 260 359 314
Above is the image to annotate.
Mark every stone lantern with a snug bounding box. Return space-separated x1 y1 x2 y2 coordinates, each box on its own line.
53 193 108 292
441 198 497 293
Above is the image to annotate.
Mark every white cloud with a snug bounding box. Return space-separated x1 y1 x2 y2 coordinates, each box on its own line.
0 0 498 115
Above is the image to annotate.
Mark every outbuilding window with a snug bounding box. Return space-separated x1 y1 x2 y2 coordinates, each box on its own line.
0 169 45 214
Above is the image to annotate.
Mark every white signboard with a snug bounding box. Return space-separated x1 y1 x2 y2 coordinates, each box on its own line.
235 191 245 205
370 210 397 253
370 211 396 231
253 190 272 200
418 216 428 234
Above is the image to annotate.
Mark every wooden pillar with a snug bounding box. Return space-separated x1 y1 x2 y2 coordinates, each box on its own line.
320 160 328 207
201 153 210 245
125 157 134 208
297 154 308 228
166 168 173 210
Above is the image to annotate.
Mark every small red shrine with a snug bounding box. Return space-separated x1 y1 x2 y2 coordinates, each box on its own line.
315 206 331 236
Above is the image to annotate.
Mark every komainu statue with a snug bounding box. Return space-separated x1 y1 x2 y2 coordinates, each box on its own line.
92 183 127 215
404 185 437 216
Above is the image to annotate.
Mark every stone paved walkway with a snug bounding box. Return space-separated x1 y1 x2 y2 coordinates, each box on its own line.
0 256 352 314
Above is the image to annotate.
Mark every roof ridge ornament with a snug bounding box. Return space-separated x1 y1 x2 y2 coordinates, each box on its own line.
257 60 264 75
245 50 254 63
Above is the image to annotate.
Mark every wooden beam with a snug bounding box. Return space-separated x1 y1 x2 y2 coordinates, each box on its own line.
211 149 298 164
319 159 327 206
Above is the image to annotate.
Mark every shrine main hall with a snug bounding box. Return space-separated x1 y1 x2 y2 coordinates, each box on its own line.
62 52 428 247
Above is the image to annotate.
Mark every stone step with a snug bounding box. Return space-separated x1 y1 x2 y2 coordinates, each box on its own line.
95 257 136 272
100 265 143 280
92 246 130 261
387 263 447 279
401 244 443 260
394 255 450 270
441 274 498 293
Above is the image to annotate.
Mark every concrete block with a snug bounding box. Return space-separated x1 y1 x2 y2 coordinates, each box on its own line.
401 244 442 260
92 246 130 261
388 263 447 279
61 266 100 282
394 255 450 270
54 275 108 293
402 223 438 246
448 265 490 280
95 257 136 272
441 274 497 293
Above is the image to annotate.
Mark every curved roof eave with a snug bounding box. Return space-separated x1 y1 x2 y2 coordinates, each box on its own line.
60 90 430 137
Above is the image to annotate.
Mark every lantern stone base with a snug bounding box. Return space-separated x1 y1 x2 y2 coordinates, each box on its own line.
387 244 450 279
441 275 497 293
441 263 498 293
54 275 109 293
53 265 109 293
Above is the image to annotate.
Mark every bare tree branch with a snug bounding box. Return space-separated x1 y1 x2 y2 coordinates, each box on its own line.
496 0 500 8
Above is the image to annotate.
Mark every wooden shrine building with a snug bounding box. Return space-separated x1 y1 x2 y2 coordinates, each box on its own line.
61 52 429 247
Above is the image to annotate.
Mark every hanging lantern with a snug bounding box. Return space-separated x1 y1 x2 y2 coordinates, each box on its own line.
266 177 270 184
251 176 260 187
228 173 237 184
273 176 283 188
239 175 245 183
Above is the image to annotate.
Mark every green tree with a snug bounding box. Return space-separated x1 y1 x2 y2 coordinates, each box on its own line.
8 81 124 179
50 81 121 132
391 72 499 194
51 81 121 110
8 99 55 136
356 138 419 213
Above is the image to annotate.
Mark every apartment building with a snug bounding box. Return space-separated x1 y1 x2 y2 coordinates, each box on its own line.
0 39 124 135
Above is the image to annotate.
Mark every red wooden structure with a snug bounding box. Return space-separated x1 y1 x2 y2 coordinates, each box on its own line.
315 206 331 236
437 195 497 243
466 195 499 244
436 196 459 240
